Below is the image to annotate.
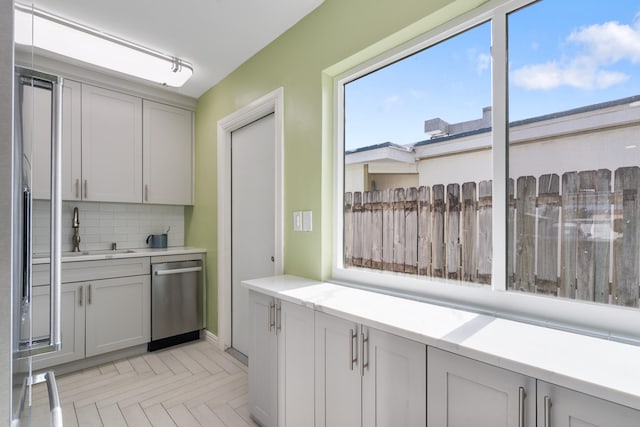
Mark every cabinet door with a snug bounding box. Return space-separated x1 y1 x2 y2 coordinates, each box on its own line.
362 327 426 427
81 84 142 203
142 100 193 205
29 79 82 200
537 381 640 427
85 275 150 357
428 347 536 427
278 300 314 427
248 291 278 427
314 312 361 427
31 282 85 369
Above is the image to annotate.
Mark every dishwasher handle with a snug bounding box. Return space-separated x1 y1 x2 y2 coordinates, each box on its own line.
154 266 202 276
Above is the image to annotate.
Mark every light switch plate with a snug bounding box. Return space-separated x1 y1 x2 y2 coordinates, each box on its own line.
302 211 312 232
293 211 302 231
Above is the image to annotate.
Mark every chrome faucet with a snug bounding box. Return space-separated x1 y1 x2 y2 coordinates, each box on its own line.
72 207 81 252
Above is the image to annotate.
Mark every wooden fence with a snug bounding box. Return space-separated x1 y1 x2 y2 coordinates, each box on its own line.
344 166 640 308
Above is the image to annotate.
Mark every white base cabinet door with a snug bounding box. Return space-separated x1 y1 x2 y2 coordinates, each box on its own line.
427 347 536 427
537 381 640 427
31 282 85 369
248 291 315 427
85 275 150 357
362 327 426 427
249 291 278 427
315 311 426 427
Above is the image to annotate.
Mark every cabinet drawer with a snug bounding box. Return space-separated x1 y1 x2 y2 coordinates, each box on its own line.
34 257 150 285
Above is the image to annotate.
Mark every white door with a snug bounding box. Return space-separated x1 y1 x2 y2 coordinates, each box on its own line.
231 113 276 357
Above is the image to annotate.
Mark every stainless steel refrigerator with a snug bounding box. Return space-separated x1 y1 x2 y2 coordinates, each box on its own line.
2 4 64 422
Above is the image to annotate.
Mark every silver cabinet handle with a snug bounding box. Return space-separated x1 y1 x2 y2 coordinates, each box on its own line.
544 395 551 427
154 266 202 276
75 178 79 199
84 179 88 199
145 184 149 202
79 285 83 307
349 328 357 370
269 301 275 332
518 387 526 427
88 284 92 305
30 371 63 427
275 302 281 333
360 327 369 377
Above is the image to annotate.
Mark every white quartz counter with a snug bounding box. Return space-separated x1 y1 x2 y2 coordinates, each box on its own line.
32 246 206 264
243 275 640 411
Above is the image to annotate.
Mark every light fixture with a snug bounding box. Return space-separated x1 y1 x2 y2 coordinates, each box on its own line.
14 3 193 87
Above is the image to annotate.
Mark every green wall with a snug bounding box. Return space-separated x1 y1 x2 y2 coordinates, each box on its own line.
185 0 485 334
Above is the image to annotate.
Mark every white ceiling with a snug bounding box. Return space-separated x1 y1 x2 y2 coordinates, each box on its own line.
28 0 324 99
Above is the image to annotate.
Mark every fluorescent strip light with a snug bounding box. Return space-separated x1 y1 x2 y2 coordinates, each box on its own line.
14 4 193 87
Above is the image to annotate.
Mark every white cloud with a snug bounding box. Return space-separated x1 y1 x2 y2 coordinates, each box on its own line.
476 53 491 74
380 95 401 112
512 19 640 90
409 89 427 100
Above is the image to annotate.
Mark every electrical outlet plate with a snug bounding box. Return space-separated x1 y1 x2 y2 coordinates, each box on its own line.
302 211 312 232
293 211 302 231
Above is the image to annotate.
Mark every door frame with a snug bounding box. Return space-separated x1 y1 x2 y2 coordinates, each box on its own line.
217 87 284 351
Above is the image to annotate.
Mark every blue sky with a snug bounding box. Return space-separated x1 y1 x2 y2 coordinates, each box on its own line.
344 0 640 151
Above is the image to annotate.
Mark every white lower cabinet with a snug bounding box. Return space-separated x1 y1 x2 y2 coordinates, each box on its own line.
32 282 85 370
427 347 536 427
32 275 150 369
314 311 426 427
537 381 640 427
248 291 314 427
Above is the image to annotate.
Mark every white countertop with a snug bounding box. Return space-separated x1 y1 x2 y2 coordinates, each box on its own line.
243 275 640 411
32 246 206 264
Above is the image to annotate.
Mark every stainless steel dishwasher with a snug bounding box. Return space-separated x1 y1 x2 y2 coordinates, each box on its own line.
149 259 204 351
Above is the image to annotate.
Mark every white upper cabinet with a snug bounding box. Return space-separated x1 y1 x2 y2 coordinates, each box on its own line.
142 100 193 205
30 79 82 200
81 84 142 203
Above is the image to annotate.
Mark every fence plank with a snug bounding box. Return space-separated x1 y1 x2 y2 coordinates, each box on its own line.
560 172 578 298
536 174 560 295
418 186 432 276
477 180 492 284
352 191 363 266
382 189 394 271
508 179 515 287
432 185 445 278
446 184 461 279
576 171 597 301
613 167 640 307
371 191 383 269
461 182 477 282
344 192 353 267
405 188 418 274
515 176 536 292
393 188 406 272
594 169 612 303
362 192 373 268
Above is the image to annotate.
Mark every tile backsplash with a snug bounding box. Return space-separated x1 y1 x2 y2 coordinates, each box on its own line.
32 200 185 253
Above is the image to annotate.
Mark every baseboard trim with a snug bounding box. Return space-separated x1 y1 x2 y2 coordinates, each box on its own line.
204 330 219 345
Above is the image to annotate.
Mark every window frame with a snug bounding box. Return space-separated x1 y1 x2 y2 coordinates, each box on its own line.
331 0 640 344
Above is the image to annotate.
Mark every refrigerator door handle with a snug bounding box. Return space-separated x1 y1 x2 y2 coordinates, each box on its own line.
16 75 63 358
22 187 32 304
30 371 63 427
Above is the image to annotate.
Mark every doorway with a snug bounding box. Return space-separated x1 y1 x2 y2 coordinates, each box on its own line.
216 88 284 356
231 113 276 357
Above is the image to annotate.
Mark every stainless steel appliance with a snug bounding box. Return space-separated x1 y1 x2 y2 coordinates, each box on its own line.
149 260 204 351
9 66 64 426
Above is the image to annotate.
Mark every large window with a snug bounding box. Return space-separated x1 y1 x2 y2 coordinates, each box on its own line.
335 0 640 337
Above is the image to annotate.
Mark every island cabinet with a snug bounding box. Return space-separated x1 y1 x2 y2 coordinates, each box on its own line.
314 311 426 427
248 291 315 427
